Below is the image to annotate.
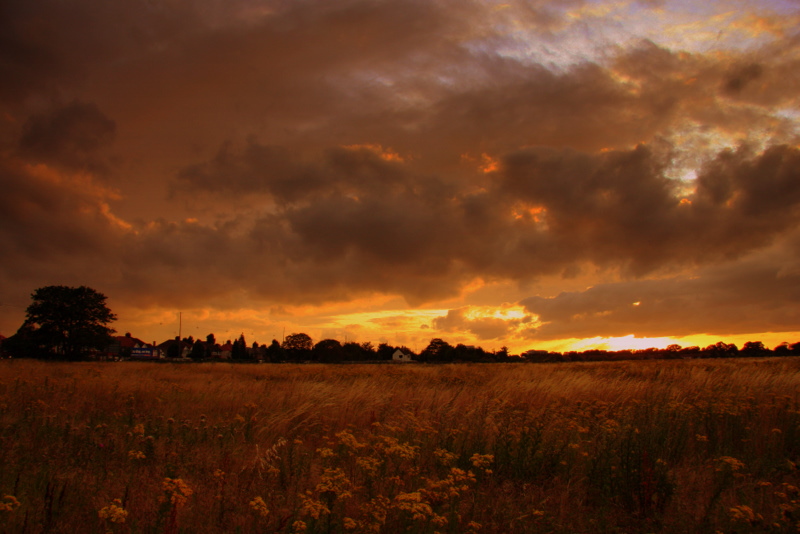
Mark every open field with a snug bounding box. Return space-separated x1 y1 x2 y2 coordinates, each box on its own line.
1 359 800 533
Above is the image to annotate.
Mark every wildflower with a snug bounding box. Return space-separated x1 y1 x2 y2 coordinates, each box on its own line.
161 478 193 507
715 456 745 473
343 517 357 530
299 492 329 519
292 520 307 533
356 455 382 477
316 468 353 500
98 499 128 523
128 450 146 460
0 495 20 512
317 447 334 458
336 430 364 451
696 434 709 442
730 504 762 524
249 496 269 518
380 436 419 460
431 514 448 527
394 492 433 521
470 453 494 471
132 423 145 436
434 449 457 466
213 469 225 479
361 496 390 532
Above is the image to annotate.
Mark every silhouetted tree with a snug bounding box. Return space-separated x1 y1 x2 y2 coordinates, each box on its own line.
376 343 395 361
232 333 250 360
266 339 285 362
742 341 768 356
12 285 116 360
205 333 216 358
774 342 792 356
3 322 43 358
190 339 205 360
283 333 313 360
314 339 343 362
167 337 181 359
421 338 453 362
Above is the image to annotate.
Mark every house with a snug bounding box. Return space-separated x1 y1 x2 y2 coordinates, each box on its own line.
219 341 233 359
157 338 192 359
108 333 160 359
392 349 413 362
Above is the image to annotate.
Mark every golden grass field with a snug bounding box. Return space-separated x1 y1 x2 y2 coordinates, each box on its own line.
1 358 800 533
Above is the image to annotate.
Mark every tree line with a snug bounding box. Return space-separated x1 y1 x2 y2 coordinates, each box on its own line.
2 285 800 363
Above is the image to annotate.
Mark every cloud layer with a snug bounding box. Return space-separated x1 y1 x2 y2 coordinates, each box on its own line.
1 0 799 347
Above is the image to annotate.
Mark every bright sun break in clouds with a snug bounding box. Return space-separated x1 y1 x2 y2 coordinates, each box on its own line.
1 0 800 354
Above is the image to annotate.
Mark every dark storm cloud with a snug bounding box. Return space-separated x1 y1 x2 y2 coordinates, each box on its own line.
174 140 407 202
18 101 116 171
520 234 800 340
2 0 800 342
0 159 121 261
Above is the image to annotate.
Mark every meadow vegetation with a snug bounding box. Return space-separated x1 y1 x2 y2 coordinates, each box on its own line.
1 358 800 533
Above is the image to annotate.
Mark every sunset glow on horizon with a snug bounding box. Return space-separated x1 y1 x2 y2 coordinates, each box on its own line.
2 0 800 354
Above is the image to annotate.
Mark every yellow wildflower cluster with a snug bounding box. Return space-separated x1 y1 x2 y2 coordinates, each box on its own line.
422 468 476 504
161 478 193 507
715 456 746 473
336 430 365 451
394 492 434 521
356 455 382 477
98 499 128 523
292 520 307 533
249 496 269 518
132 423 145 436
470 453 493 472
316 447 335 458
729 504 763 524
358 496 390 533
0 495 20 512
128 450 146 460
434 448 457 466
316 468 353 500
299 491 330 519
378 436 418 460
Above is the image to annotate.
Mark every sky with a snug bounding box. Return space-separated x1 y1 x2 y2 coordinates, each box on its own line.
1 0 800 354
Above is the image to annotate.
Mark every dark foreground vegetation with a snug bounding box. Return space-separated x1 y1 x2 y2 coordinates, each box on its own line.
2 358 800 533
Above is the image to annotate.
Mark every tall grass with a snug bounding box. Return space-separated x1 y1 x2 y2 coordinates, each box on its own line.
1 358 799 533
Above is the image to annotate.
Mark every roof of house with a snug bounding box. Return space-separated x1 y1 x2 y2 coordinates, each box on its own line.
116 334 149 348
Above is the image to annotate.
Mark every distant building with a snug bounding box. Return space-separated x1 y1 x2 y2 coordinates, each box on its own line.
157 338 192 359
392 349 413 362
109 333 161 359
219 341 233 359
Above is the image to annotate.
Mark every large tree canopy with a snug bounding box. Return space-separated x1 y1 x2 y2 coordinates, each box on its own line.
15 285 117 360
